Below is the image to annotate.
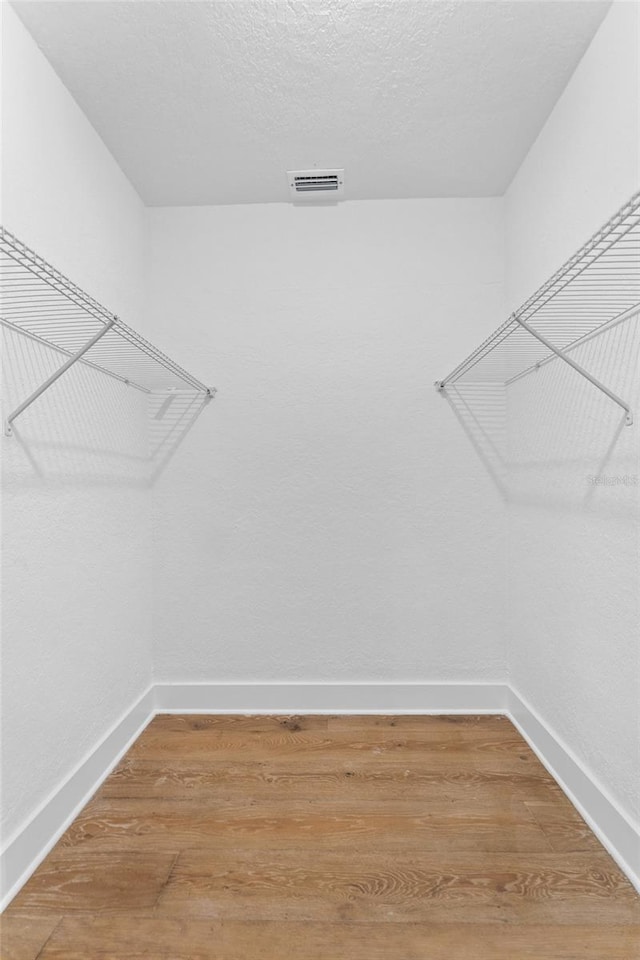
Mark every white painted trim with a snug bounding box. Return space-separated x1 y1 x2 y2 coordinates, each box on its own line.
3 681 638 908
508 686 640 893
154 681 509 714
0 684 155 910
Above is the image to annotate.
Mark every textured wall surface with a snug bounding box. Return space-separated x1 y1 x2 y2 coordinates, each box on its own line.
1 5 152 845
146 199 506 683
504 2 640 826
13 0 608 204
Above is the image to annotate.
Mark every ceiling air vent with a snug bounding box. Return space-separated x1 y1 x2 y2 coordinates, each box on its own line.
288 169 344 202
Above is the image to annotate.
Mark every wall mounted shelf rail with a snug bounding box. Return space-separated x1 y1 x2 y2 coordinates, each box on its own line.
435 192 640 426
0 227 215 436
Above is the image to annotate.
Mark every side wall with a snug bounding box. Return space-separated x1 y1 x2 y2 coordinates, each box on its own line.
505 1 640 827
146 198 507 686
0 3 152 876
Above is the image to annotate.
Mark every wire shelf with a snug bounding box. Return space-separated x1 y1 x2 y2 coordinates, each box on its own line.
0 227 214 402
436 192 640 423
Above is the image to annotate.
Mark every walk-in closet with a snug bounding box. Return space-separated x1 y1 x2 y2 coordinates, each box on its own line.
1 1 639 956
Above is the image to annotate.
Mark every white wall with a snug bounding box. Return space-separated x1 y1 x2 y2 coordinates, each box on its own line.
505 2 640 826
0 3 152 858
146 199 506 684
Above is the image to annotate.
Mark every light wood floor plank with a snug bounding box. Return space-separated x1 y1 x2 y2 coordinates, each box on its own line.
156 848 639 924
57 796 553 853
325 713 513 737
0 915 61 960
37 918 640 960
129 731 533 763
5 851 178 916
100 756 564 802
525 801 604 853
151 714 331 734
152 713 511 739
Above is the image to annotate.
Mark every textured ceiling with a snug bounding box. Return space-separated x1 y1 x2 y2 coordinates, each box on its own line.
12 0 610 205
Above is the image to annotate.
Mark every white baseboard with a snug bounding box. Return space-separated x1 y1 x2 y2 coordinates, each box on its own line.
3 680 638 909
508 687 640 893
153 681 509 714
0 685 155 911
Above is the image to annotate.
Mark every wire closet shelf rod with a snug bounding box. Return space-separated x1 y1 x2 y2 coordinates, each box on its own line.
0 227 215 435
435 192 640 426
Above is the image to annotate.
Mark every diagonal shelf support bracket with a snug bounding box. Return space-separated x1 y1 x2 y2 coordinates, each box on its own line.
514 315 633 426
4 317 116 437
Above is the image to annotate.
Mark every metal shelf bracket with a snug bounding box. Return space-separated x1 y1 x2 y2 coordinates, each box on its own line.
4 317 116 437
514 314 633 426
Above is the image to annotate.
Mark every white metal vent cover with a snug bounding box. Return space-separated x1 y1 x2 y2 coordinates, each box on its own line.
287 169 345 201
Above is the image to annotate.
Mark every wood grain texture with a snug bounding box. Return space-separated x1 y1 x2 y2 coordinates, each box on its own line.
4 715 638 959
6 851 177 915
100 757 564 802
157 848 639 924
36 919 640 960
525 801 604 852
58 797 554 852
128 731 533 762
0 915 60 960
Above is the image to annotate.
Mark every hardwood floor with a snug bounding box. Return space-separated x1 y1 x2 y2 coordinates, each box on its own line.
3 715 638 958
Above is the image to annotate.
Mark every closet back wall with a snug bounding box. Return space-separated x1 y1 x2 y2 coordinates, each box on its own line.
146 199 506 684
